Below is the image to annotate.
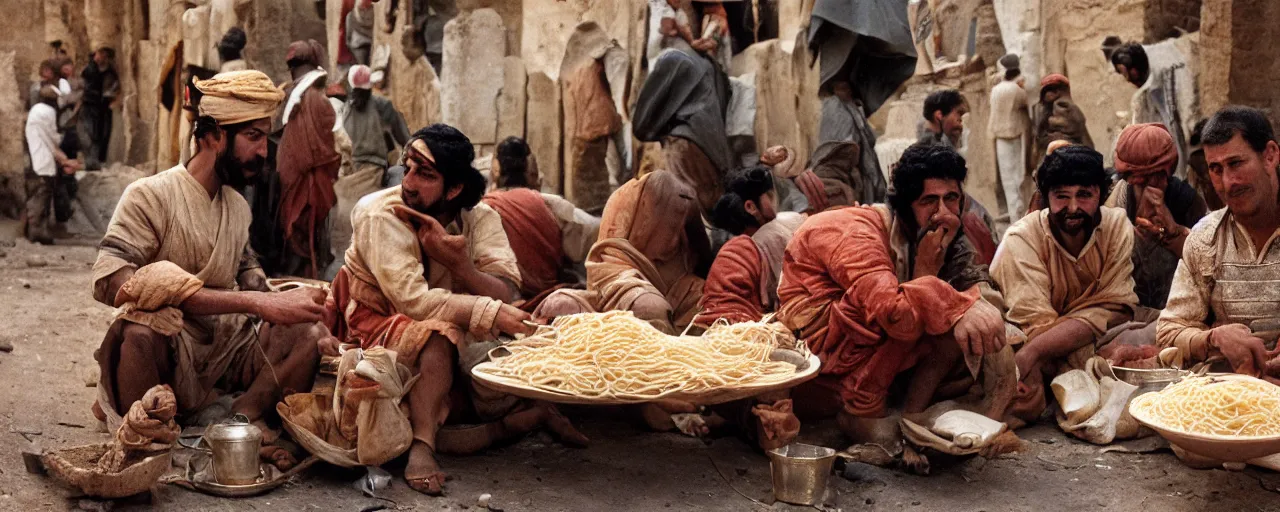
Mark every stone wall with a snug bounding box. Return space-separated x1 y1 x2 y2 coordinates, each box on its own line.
1145 0 1201 43
1200 0 1280 116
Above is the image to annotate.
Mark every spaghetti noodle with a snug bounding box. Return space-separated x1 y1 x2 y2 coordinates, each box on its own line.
475 311 805 400
1129 376 1280 437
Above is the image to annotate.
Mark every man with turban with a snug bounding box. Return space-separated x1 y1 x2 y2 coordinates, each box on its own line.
1031 74 1092 176
272 40 344 278
92 70 333 466
1107 123 1208 310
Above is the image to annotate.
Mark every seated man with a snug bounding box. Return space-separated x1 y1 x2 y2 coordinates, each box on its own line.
991 145 1139 417
535 170 713 334
1109 123 1208 310
92 71 330 445
328 124 587 495
778 143 1012 438
1158 106 1280 382
481 136 599 305
697 165 805 326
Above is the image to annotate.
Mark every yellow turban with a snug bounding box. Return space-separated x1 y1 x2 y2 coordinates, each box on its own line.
194 70 285 125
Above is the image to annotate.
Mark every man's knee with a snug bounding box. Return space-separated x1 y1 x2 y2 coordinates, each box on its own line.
535 293 589 319
416 333 455 371
630 294 672 324
119 322 170 360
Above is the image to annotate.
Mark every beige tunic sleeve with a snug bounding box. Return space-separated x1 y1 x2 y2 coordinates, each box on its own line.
542 193 601 264
359 208 495 327
92 180 166 305
1156 230 1214 362
990 229 1066 340
465 204 522 291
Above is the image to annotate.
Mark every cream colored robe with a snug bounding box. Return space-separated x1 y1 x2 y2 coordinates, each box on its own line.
93 165 261 413
990 207 1138 343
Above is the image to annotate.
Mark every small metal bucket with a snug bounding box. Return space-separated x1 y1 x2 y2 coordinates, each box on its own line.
768 443 837 505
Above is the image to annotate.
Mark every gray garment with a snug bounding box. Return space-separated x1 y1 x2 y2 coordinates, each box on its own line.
808 0 918 116
819 96 885 203
343 95 411 167
632 48 734 175
346 4 375 52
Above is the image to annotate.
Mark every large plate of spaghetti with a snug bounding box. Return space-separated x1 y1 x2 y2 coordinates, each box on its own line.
1128 374 1280 462
470 311 821 405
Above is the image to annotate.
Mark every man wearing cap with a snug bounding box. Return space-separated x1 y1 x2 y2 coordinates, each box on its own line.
1107 123 1208 310
989 54 1030 219
326 64 412 279
273 40 343 279
24 85 82 244
1031 74 1092 172
91 71 334 461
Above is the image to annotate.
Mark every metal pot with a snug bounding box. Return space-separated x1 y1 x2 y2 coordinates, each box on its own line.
1112 366 1184 396
203 418 263 486
768 443 837 505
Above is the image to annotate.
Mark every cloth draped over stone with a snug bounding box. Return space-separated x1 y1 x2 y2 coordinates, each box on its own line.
633 49 733 179
817 96 887 204
809 140 888 208
696 212 805 326
1114 123 1178 178
194 70 286 125
98 384 180 473
808 0 918 116
776 206 984 417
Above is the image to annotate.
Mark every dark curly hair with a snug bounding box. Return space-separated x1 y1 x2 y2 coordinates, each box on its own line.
218 27 247 63
888 143 968 228
711 165 775 235
923 89 966 122
494 136 532 189
1035 145 1110 204
412 124 486 210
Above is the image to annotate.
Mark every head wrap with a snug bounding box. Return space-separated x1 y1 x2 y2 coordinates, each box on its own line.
286 40 327 69
348 65 372 90
1114 123 1177 177
194 70 285 125
1040 73 1069 90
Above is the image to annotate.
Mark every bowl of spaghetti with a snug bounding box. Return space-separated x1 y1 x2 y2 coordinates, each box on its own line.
470 311 820 405
1128 374 1280 462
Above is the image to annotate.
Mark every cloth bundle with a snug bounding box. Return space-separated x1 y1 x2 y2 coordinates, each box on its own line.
113 261 204 336
98 385 180 472
194 70 285 125
1050 357 1146 445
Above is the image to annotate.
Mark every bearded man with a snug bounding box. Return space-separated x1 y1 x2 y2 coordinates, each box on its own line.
327 124 587 495
991 145 1139 417
1158 106 1280 383
91 70 332 451
697 165 804 326
481 137 599 305
778 143 1013 438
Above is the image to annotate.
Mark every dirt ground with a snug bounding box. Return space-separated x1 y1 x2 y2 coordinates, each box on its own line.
0 223 1278 512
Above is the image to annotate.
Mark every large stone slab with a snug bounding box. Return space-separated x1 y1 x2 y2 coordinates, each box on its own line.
497 56 527 140
526 71 562 194
375 0 443 132
732 40 803 160
441 8 506 144
0 51 26 208
1201 0 1280 116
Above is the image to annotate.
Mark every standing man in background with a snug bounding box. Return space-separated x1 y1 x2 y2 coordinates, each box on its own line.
81 47 119 169
989 54 1030 220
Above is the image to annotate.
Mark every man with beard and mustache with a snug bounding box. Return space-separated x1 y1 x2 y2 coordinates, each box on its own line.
990 145 1139 419
777 143 1016 444
1159 106 1280 384
325 124 587 495
90 70 333 468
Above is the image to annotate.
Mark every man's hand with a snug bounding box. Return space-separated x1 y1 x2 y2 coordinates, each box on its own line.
691 37 718 54
392 205 472 274
913 210 961 279
660 17 678 37
1134 186 1176 240
1210 324 1271 377
953 299 1006 359
255 287 327 325
794 170 829 213
494 303 535 337
61 159 82 175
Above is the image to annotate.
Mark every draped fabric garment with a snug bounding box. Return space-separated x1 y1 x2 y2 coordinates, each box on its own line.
278 79 341 278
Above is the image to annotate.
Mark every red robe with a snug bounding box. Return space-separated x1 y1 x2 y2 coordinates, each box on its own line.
776 206 979 417
481 188 566 299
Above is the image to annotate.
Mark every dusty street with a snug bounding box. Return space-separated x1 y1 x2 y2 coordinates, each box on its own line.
0 227 1277 512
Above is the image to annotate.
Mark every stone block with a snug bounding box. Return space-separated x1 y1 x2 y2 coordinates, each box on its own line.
732 40 803 159
442 8 506 145
0 51 26 199
497 56 527 140
526 71 562 194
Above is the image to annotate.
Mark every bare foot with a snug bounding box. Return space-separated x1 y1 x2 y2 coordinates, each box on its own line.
405 442 447 496
260 445 296 471
542 403 589 447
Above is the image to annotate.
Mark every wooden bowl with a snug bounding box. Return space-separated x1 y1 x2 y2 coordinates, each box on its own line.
42 443 171 499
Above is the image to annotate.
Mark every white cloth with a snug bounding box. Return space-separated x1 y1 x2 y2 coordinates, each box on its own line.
25 103 60 177
995 137 1025 220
